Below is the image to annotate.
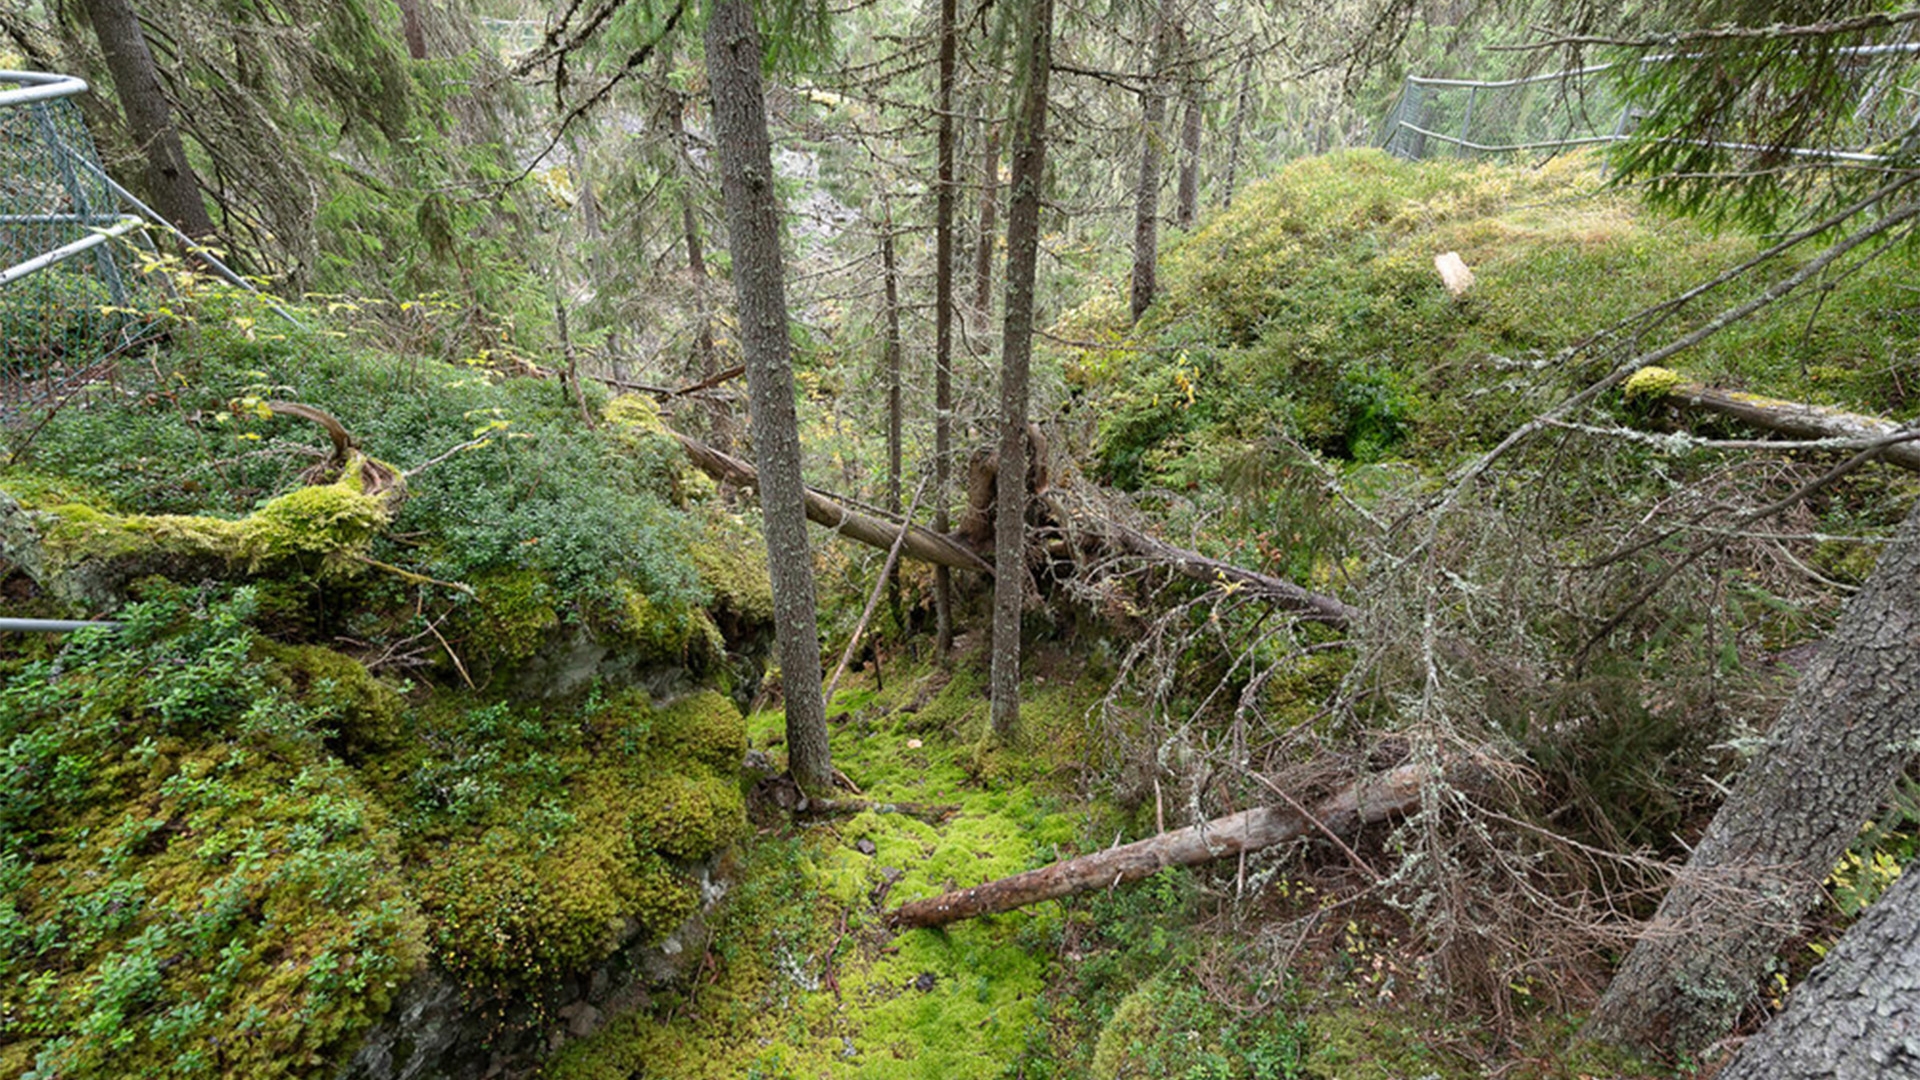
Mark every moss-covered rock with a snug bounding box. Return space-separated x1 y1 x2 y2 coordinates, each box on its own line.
649 689 748 772
458 568 561 670
631 770 748 861
259 641 405 754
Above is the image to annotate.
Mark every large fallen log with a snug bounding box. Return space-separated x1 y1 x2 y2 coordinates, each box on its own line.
886 763 1425 930
670 431 993 575
1626 366 1920 473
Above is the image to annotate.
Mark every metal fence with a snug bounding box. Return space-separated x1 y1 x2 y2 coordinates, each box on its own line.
1381 45 1920 164
0 70 148 408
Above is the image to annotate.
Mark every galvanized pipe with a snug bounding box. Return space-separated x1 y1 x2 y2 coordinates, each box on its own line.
0 618 120 632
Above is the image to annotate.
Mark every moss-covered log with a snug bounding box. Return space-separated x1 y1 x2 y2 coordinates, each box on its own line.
887 764 1424 929
1626 366 1920 473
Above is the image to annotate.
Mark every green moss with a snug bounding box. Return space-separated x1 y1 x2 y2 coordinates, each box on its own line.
632 770 747 861
1304 1006 1477 1080
605 583 725 669
460 568 561 668
1623 365 1685 399
259 641 404 752
687 511 775 627
650 689 748 771
36 457 392 582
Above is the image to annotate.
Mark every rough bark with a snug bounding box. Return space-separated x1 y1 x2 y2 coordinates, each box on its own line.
1633 368 1920 473
1713 862 1920 1080
933 0 957 655
705 0 833 794
671 431 992 575
1130 12 1172 324
396 0 428 59
888 764 1425 929
1588 494 1920 1055
78 0 217 242
990 0 1053 743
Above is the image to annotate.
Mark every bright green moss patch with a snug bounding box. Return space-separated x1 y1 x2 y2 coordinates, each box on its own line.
458 567 562 668
0 590 427 1080
1623 365 1685 399
258 641 404 752
648 689 749 771
632 771 748 861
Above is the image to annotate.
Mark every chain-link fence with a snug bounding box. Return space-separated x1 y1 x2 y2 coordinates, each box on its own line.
1 70 151 418
1381 45 1920 164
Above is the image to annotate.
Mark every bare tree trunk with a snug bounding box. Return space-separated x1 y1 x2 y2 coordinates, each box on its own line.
973 120 1002 325
1588 495 1920 1055
889 765 1425 929
1175 39 1202 230
396 0 428 59
1712 859 1920 1079
1130 14 1171 324
705 0 834 794
990 0 1053 744
878 202 905 623
933 0 958 656
666 85 730 453
1222 59 1251 210
78 0 217 242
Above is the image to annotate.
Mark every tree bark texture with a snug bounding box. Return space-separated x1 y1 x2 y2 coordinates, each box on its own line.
79 0 217 241
705 0 834 794
933 0 957 655
1588 495 1920 1055
396 0 429 59
888 764 1425 929
1713 862 1920 1080
1130 14 1171 324
671 432 992 575
990 0 1053 743
1636 369 1920 473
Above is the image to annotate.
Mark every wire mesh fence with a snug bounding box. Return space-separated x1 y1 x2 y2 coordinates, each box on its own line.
1381 45 1920 164
0 71 157 426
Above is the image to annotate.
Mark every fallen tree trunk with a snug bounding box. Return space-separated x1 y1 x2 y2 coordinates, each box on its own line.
887 763 1425 929
1041 490 1361 631
1628 367 1920 473
671 430 993 575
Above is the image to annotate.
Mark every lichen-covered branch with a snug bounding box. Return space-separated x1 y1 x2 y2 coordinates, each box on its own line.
1626 367 1920 473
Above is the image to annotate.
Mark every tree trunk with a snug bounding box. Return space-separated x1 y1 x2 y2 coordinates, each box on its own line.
889 765 1425 929
705 0 834 794
989 0 1053 744
1222 59 1251 209
667 84 730 454
78 0 217 242
396 0 428 60
1174 38 1201 230
1130 14 1171 324
1588 494 1920 1055
973 120 1002 326
878 204 905 623
1710 860 1920 1079
934 0 957 656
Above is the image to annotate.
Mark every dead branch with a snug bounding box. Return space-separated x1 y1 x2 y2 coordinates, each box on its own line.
1630 369 1920 473
886 764 1425 929
1043 490 1361 630
669 430 994 575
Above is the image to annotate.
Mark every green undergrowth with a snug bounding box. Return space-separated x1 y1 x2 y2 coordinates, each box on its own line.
1077 148 1920 494
543 655 1108 1080
0 588 753 1078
